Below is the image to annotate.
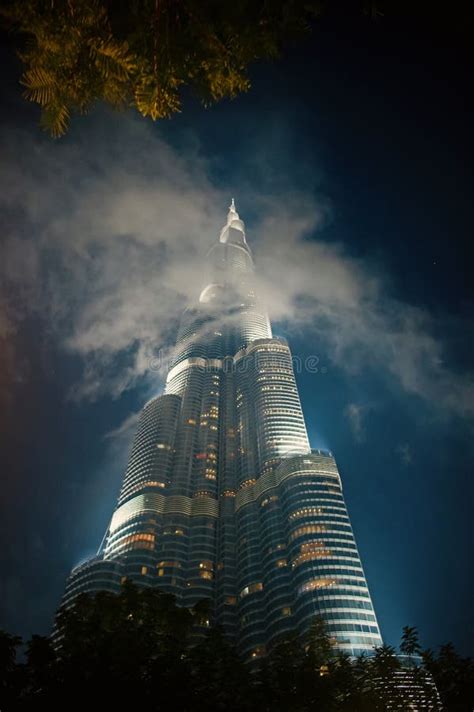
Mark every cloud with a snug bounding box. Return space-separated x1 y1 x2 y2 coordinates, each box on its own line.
396 443 413 466
0 112 473 422
103 411 140 441
252 204 474 419
0 300 31 407
0 116 221 399
344 403 371 443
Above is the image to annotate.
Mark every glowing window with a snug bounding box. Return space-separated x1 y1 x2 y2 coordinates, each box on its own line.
289 524 327 541
261 495 279 507
299 578 337 594
240 582 263 598
199 560 213 570
289 506 324 521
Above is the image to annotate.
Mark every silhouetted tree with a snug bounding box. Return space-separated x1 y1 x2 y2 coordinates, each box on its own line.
0 630 23 709
1 0 321 137
424 642 474 712
188 626 251 711
1 595 472 711
261 632 307 710
21 634 56 707
400 625 422 658
330 652 376 711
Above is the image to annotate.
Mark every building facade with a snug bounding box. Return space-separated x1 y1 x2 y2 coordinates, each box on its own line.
60 201 383 660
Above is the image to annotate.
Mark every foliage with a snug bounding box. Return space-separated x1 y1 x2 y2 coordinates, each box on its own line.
0 586 472 710
424 642 474 712
0 630 23 709
400 624 423 658
1 0 322 137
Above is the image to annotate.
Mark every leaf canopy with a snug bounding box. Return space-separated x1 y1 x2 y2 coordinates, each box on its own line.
1 0 321 136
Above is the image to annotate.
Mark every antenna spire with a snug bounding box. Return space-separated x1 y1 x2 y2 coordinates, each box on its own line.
220 198 246 243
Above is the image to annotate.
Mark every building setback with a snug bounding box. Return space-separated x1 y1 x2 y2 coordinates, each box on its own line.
60 201 383 660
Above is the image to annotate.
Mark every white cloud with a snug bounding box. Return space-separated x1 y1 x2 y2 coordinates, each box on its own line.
103 411 140 441
396 442 413 466
0 113 472 421
344 403 371 443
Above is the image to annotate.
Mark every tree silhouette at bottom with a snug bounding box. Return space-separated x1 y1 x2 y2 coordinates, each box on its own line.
0 583 472 710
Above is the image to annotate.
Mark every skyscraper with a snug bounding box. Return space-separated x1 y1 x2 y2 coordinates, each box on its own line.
61 201 382 660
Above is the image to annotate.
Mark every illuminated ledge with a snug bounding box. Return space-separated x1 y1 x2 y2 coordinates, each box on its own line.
233 337 289 364
110 457 342 528
109 492 219 533
167 338 287 384
166 356 224 384
235 452 342 512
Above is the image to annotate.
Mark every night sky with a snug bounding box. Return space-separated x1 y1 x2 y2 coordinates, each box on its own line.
1 6 473 655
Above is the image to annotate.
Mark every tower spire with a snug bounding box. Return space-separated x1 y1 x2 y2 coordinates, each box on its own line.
228 197 237 220
220 198 246 244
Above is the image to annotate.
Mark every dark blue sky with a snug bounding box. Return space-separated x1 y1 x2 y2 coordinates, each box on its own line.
1 6 473 655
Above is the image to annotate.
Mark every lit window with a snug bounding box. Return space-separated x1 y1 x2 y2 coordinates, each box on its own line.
261 495 279 507
141 566 148 575
199 560 213 570
141 480 166 489
293 551 332 567
240 582 263 598
289 506 324 521
226 596 237 605
299 578 337 594
118 532 155 550
221 490 236 498
163 527 185 536
240 478 257 489
282 607 292 616
289 524 327 541
268 543 286 554
158 561 182 568
301 541 325 553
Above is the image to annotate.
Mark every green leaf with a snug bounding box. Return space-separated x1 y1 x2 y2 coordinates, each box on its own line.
40 102 70 138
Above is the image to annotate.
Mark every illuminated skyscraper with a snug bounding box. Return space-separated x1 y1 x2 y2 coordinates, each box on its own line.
61 201 382 659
